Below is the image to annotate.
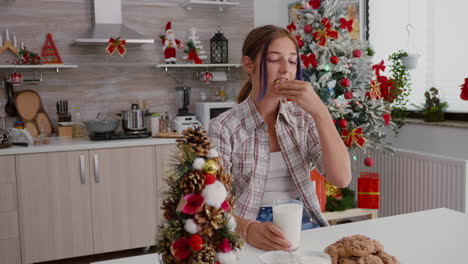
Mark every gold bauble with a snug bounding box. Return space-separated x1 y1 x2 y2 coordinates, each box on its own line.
202 160 219 174
325 181 341 197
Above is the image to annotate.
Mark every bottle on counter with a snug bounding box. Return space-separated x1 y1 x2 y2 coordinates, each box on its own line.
151 113 160 136
72 106 87 138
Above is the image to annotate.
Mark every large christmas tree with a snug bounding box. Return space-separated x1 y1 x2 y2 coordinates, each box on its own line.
155 127 242 264
290 0 398 161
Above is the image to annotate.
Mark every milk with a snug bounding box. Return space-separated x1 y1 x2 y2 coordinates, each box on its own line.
273 201 303 250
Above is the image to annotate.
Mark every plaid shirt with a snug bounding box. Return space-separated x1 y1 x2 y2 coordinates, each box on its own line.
209 96 329 227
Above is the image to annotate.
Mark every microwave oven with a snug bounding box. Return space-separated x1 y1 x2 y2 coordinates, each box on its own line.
194 101 236 131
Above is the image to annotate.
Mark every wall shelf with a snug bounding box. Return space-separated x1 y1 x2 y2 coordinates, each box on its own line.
155 63 241 72
0 64 78 73
182 0 240 12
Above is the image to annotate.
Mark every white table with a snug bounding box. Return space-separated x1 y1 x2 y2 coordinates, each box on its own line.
93 208 468 264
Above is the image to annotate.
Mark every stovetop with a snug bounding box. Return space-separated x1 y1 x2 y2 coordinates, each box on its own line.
89 131 151 141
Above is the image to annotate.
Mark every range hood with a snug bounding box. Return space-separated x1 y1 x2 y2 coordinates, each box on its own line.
74 0 154 45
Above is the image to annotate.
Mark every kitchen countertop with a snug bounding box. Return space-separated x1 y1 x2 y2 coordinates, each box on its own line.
0 137 177 156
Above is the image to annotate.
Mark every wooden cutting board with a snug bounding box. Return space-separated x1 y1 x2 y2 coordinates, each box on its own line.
15 90 54 137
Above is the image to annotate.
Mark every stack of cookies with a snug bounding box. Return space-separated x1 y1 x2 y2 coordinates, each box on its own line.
324 235 399 264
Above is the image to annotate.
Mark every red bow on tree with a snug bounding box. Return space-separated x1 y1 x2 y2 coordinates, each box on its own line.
106 37 126 57
460 78 468 101
372 60 386 76
341 126 367 148
287 22 297 32
188 50 202 64
301 53 318 68
308 0 321 9
295 35 305 48
339 18 354 33
313 18 338 46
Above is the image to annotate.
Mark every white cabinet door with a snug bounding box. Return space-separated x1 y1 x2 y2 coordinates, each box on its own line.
154 144 178 225
0 155 21 264
90 146 156 254
16 151 93 264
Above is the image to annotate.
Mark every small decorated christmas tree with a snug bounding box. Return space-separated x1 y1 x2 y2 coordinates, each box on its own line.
155 127 242 264
183 27 207 64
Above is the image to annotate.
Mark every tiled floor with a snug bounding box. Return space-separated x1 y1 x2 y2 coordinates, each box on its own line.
37 248 151 264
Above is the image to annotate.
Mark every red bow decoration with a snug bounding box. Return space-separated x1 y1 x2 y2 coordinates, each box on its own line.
339 18 354 32
295 35 304 48
341 126 367 148
460 78 468 101
313 18 338 46
308 0 321 9
372 60 386 76
301 53 318 68
187 49 202 64
106 37 126 57
287 22 297 32
382 113 391 126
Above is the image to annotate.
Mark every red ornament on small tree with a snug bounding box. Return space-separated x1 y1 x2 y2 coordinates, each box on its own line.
330 55 339 64
364 157 374 167
340 77 350 87
344 91 353 99
352 49 362 58
338 118 348 128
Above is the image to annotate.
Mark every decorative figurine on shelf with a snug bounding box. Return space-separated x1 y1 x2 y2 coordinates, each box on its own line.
0 28 19 56
183 27 207 64
16 47 43 65
41 33 63 64
160 21 184 64
106 37 126 57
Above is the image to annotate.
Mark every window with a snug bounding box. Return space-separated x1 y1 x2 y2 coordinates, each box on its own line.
369 0 468 113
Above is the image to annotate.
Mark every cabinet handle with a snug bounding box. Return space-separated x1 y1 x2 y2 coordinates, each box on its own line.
79 155 86 184
94 153 100 183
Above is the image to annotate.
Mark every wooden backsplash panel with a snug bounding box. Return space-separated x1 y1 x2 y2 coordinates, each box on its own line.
0 0 252 123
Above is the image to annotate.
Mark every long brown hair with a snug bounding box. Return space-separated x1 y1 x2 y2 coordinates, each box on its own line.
237 25 300 103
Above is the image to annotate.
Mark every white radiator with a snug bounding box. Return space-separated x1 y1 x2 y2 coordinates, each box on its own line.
348 148 468 217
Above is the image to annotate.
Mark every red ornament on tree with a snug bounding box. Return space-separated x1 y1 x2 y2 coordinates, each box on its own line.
205 173 216 185
330 55 339 64
304 24 313 34
364 157 374 167
352 49 362 58
338 119 348 128
340 78 351 87
309 0 321 9
189 234 203 251
344 91 353 99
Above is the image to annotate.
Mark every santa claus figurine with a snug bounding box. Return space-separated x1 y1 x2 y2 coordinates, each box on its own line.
161 21 184 64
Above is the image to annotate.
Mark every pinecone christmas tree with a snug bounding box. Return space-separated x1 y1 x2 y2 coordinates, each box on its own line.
156 126 242 264
290 0 399 160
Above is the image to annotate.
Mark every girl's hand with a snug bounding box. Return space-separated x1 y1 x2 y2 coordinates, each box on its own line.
274 80 328 118
246 221 292 251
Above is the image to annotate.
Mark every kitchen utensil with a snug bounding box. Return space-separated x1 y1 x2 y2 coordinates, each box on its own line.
120 104 148 132
176 86 193 116
15 90 54 137
56 100 71 122
84 112 120 134
4 80 17 117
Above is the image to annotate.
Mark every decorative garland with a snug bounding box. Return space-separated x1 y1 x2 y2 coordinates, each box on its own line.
325 187 355 212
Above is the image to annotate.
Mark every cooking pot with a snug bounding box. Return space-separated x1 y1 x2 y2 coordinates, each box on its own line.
83 113 120 134
121 104 148 132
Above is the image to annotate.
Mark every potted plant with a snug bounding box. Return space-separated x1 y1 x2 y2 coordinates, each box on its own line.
413 87 448 122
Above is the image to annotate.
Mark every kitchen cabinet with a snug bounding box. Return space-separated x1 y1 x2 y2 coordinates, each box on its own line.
90 146 156 254
16 146 157 263
0 155 21 264
154 144 178 224
16 150 93 264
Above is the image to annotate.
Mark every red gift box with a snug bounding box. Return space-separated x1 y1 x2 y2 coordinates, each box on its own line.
310 169 326 212
358 172 380 209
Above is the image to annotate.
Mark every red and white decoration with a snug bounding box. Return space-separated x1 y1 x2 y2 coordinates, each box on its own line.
161 21 184 64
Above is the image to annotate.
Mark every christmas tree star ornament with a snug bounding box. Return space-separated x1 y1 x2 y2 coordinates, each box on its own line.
106 37 126 57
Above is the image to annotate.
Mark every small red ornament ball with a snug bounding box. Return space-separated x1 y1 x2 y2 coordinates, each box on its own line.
330 55 340 64
304 24 313 34
344 91 354 99
338 119 348 128
353 49 362 58
205 174 216 185
364 157 374 167
340 78 351 87
189 234 204 251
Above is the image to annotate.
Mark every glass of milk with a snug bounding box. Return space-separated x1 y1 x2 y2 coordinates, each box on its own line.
272 199 303 251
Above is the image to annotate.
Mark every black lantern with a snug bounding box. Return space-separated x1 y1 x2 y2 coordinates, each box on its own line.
210 26 228 63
